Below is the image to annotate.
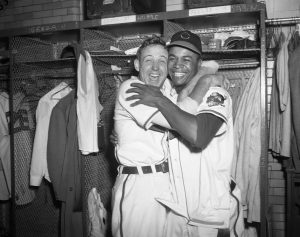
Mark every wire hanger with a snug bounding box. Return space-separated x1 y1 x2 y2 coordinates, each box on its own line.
296 23 300 36
50 82 74 100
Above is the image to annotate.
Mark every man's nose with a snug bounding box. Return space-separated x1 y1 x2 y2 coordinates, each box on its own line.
152 61 159 70
173 59 181 68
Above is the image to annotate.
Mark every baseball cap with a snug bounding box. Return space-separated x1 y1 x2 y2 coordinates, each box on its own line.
168 30 202 56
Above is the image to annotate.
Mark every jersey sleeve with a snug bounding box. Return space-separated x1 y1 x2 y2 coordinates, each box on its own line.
117 78 159 129
196 86 232 123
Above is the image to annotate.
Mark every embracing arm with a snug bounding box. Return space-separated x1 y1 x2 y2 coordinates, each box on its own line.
127 79 224 149
154 96 222 149
166 74 225 147
144 74 227 130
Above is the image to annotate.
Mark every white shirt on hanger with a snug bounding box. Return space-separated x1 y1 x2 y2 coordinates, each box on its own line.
30 82 72 186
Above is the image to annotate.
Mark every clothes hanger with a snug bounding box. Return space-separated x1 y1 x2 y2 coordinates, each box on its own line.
296 23 300 36
50 79 75 100
286 25 293 41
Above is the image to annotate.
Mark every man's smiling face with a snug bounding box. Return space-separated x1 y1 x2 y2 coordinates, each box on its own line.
168 46 200 91
135 44 168 88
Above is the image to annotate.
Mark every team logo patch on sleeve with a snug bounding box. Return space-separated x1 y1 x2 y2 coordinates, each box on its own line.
206 92 226 107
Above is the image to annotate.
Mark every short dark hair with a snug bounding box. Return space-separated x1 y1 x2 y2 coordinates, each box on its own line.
136 35 167 60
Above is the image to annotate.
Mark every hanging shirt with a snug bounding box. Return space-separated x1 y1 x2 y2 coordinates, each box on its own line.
269 31 292 158
30 82 72 186
13 92 36 205
288 31 300 170
77 51 103 155
0 91 36 204
0 92 10 200
231 68 261 222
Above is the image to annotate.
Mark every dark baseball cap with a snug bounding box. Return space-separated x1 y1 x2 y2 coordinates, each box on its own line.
168 30 202 55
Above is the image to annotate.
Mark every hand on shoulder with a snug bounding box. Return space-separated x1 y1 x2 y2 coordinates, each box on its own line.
200 74 230 90
188 74 229 105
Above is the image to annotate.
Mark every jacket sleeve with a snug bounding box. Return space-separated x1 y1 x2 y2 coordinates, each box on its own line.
47 103 67 201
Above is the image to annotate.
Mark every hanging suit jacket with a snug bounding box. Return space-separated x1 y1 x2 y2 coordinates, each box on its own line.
47 90 83 237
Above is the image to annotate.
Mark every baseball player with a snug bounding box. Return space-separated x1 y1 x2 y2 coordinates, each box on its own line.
127 31 244 237
111 35 174 237
111 33 225 237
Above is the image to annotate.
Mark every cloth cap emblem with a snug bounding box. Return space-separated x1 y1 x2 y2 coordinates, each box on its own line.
180 32 191 40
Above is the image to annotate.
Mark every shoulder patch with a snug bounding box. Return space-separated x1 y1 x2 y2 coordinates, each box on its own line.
206 92 226 107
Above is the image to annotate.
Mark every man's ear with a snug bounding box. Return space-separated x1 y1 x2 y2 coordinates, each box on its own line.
197 59 203 70
134 59 140 72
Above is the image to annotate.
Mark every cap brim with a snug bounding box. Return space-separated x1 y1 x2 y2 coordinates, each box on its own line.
167 41 201 55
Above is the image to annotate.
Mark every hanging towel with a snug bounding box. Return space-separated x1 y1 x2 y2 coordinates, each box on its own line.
87 187 107 237
77 51 103 155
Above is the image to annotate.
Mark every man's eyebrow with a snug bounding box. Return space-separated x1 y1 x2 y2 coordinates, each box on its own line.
143 54 154 58
143 55 168 59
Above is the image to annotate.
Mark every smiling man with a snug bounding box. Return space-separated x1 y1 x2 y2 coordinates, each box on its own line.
168 30 202 93
111 35 175 237
126 31 244 237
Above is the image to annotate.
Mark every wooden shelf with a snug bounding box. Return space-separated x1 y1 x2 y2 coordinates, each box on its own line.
0 21 80 37
0 3 265 37
15 58 77 69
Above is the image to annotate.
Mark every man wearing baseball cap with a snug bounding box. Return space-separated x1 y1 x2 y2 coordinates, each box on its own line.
127 30 244 237
168 30 203 54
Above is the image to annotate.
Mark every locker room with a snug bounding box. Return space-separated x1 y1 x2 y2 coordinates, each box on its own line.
0 0 299 237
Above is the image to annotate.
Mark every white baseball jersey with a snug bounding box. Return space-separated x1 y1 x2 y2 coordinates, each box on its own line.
157 87 239 231
185 87 234 227
112 76 176 237
114 76 175 166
